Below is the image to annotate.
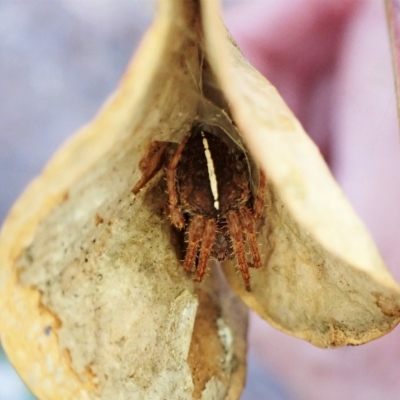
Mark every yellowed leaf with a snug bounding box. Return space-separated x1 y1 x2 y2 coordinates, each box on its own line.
1 0 400 399
0 1 246 399
201 0 400 347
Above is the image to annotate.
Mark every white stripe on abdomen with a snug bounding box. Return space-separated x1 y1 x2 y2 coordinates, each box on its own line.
201 131 219 210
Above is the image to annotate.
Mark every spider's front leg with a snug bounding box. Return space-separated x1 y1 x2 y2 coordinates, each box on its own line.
239 206 261 269
226 211 251 291
165 135 190 229
195 219 217 282
253 169 266 220
225 170 266 291
239 169 266 268
132 141 169 194
241 168 266 269
183 214 205 272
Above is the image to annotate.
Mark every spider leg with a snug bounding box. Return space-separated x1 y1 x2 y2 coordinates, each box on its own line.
239 206 262 269
165 134 190 229
195 219 217 282
184 214 205 272
226 211 251 291
132 141 169 194
253 169 266 220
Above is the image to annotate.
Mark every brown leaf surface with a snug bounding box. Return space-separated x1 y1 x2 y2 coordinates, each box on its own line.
201 0 400 347
0 1 247 399
2 0 400 398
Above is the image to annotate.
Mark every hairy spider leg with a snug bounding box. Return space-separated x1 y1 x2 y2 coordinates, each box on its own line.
184 214 205 272
239 206 261 269
165 134 190 229
253 169 266 220
195 218 217 282
132 141 169 194
226 211 251 291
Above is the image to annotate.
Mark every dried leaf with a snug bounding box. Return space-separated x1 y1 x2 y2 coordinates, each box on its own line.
0 1 247 399
201 1 400 347
2 0 400 399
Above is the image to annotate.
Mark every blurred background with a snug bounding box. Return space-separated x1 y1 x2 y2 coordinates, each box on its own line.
1 0 400 399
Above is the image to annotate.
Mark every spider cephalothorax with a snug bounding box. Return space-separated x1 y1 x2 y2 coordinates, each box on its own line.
133 122 265 291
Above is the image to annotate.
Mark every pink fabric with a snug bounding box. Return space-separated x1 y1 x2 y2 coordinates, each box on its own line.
225 1 400 399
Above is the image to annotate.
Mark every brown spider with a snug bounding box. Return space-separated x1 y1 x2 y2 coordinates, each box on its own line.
132 122 265 291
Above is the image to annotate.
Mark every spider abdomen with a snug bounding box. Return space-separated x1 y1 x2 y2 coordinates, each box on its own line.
176 127 251 218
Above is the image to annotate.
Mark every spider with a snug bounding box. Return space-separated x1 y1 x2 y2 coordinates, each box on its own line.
132 122 265 291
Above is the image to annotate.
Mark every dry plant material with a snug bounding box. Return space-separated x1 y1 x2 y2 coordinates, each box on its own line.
1 0 400 399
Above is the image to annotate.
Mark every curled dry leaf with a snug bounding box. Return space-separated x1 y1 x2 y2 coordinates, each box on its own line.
1 0 400 398
201 1 400 346
0 1 248 399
